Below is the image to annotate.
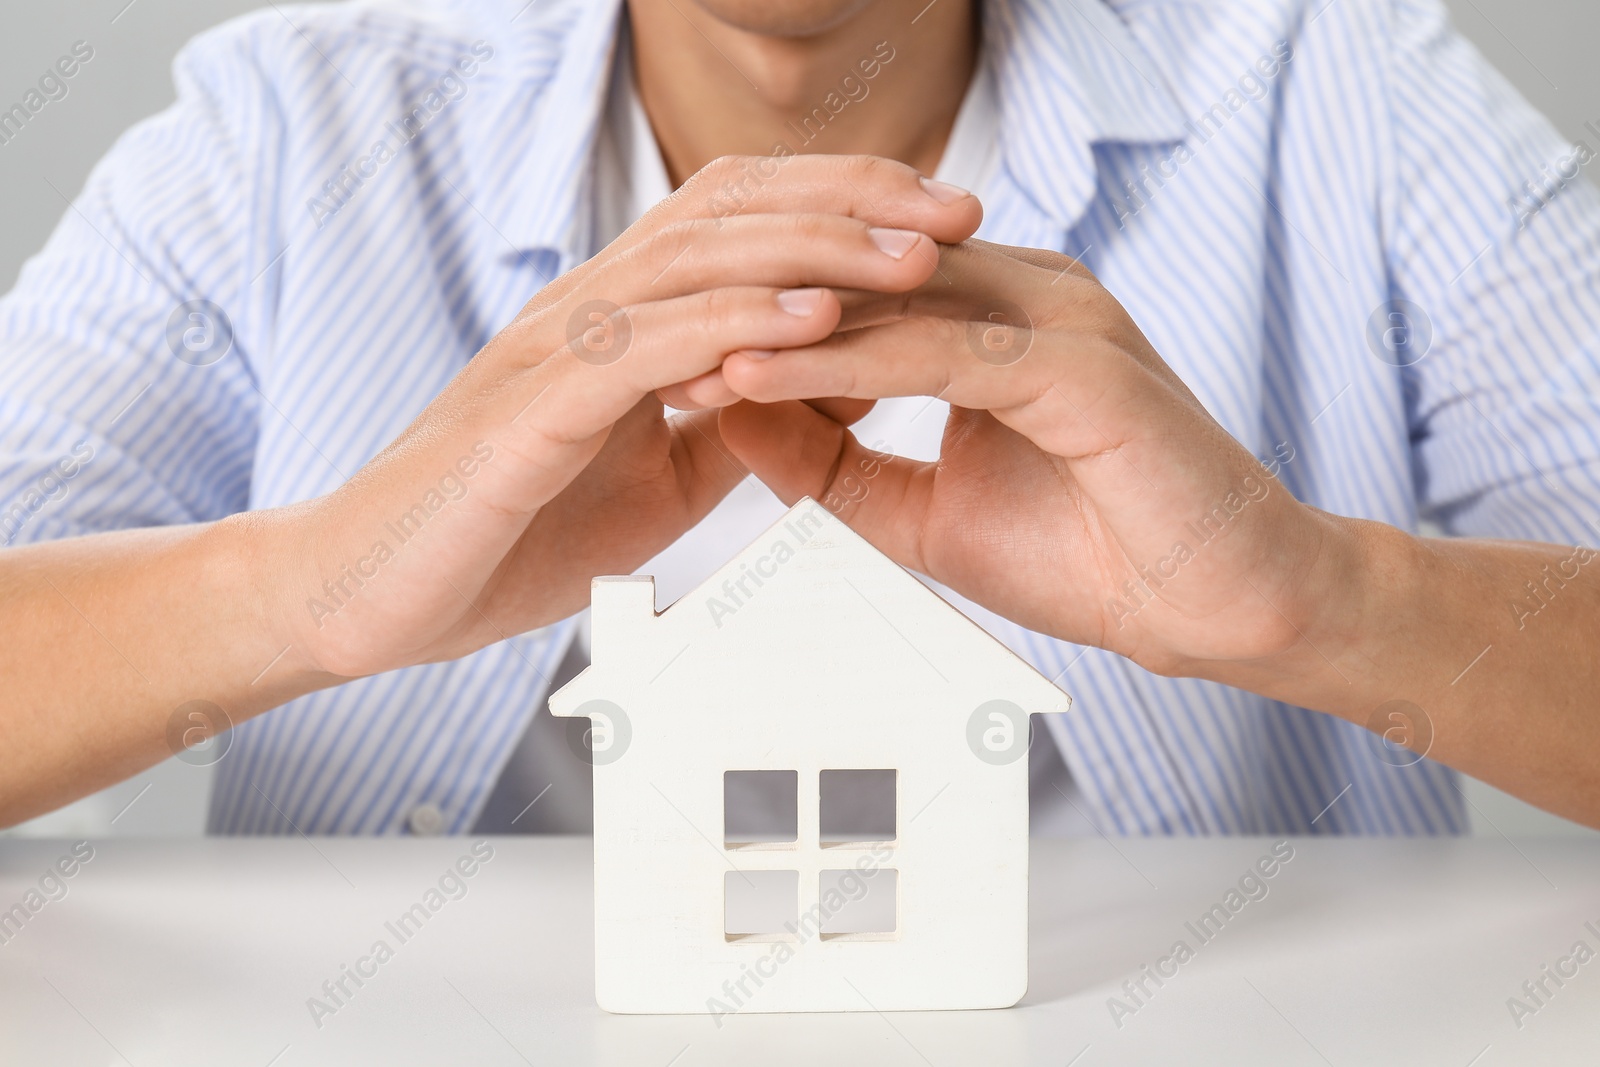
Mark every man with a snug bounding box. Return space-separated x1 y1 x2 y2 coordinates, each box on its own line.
1 0 1597 834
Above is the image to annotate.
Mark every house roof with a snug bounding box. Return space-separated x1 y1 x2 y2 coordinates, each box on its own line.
549 497 1071 717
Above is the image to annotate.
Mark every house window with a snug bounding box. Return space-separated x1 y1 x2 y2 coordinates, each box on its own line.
724 869 797 942
724 770 798 848
819 768 896 847
721 770 899 943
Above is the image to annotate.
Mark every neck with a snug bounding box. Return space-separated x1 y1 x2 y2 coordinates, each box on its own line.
627 0 979 187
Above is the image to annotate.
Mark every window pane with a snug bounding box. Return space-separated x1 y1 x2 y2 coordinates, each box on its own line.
724 769 798 846
820 868 897 935
820 768 896 843
725 869 797 940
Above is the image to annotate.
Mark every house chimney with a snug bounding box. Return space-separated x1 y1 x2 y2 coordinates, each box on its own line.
589 575 656 661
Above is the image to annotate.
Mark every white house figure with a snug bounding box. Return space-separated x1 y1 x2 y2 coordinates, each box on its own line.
549 497 1071 1014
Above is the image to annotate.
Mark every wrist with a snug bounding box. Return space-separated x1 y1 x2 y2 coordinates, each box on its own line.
208 504 344 700
1189 507 1426 723
1279 510 1430 722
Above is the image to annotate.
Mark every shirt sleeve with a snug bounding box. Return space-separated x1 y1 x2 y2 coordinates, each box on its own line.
0 22 283 547
1382 0 1600 545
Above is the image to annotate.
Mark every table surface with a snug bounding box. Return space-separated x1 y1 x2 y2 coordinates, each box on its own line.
1 835 1597 1066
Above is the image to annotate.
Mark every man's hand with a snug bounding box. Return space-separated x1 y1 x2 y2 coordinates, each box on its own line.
711 239 1354 679
711 235 1600 827
0 155 984 824
713 235 1600 825
263 157 983 679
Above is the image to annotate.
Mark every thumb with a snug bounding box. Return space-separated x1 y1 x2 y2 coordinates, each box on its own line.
718 399 933 573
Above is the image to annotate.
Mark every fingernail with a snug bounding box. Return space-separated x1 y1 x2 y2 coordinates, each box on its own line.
920 176 970 204
778 288 825 316
742 349 777 361
869 227 921 260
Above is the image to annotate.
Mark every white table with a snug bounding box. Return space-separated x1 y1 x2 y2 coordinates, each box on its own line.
1 836 1596 1065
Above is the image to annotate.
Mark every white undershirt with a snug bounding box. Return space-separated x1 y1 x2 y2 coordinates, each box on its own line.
475 41 1093 836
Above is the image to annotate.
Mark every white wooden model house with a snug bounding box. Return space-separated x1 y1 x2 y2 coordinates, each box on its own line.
549 498 1071 1014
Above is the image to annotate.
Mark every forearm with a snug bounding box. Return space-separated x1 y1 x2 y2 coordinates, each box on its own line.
0 514 333 826
1213 516 1600 826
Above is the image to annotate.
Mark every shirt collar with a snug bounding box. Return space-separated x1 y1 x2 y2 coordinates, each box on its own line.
985 0 1190 227
483 0 627 270
485 0 1188 263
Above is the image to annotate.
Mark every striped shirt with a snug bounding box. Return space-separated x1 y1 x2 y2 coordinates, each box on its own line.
3 0 1598 835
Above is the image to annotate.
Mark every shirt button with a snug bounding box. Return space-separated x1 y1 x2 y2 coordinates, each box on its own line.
407 803 445 836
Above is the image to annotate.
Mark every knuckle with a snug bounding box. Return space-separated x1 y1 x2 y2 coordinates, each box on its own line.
526 411 591 452
697 154 745 182
698 286 743 331
785 213 837 244
640 219 703 266
683 155 767 210
679 158 726 194
1047 274 1112 326
843 153 908 185
1052 250 1096 279
838 155 920 217
655 217 701 248
887 291 914 324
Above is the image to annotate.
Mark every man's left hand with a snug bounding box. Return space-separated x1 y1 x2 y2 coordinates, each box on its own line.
699 239 1365 686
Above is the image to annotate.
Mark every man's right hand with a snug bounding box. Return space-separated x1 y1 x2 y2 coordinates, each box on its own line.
260 156 981 680
0 156 979 823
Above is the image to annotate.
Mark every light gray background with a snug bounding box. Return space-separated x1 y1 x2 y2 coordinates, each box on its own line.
2 1 1596 836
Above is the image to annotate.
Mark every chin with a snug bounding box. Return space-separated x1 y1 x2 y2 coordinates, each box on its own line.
686 0 882 37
